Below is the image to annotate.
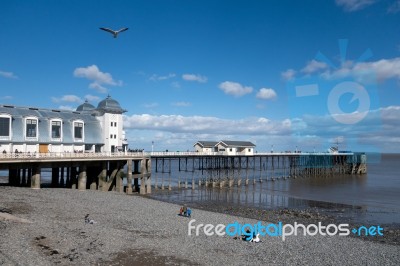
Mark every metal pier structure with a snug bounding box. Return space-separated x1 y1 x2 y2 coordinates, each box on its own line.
1 152 366 194
150 152 367 190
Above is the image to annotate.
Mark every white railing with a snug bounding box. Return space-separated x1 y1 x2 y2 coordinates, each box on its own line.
0 152 147 160
0 151 355 161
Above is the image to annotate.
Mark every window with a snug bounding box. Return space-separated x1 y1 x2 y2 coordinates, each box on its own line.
74 122 83 139
114 134 117 139
110 134 113 139
51 120 61 139
115 122 117 127
248 149 251 152
111 122 113 127
0 117 10 137
26 119 37 138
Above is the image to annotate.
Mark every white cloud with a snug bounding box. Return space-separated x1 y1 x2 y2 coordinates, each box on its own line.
149 73 176 81
122 104 400 152
0 70 18 79
301 60 328 74
287 57 400 83
218 81 253 97
84 94 100 102
58 105 75 111
353 57 400 81
89 83 108 93
281 69 296 80
172 102 191 107
182 74 208 83
256 88 277 100
123 114 291 136
73 65 121 93
52 95 82 103
335 0 376 12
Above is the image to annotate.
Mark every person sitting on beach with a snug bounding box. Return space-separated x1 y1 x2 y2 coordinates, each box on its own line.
179 206 184 216
242 229 252 241
186 208 192 217
251 233 261 243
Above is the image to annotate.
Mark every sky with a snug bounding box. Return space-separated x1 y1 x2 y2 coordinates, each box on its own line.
0 0 400 153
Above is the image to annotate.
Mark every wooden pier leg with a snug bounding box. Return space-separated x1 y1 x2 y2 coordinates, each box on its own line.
126 160 133 194
78 164 87 191
31 165 41 190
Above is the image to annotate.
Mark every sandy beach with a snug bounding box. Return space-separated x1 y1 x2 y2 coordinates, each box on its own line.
1 186 399 266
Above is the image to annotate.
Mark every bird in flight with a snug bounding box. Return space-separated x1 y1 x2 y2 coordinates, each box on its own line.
99 27 129 38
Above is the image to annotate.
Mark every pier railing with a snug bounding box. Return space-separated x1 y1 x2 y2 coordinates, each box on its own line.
0 152 148 161
0 151 355 161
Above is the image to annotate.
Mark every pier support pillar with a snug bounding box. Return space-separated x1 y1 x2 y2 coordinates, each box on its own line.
31 165 41 189
146 159 152 194
71 167 77 189
140 176 146 194
78 164 87 191
229 179 234 188
98 162 107 191
60 167 65 188
126 160 133 194
27 168 32 187
52 167 59 188
237 179 242 187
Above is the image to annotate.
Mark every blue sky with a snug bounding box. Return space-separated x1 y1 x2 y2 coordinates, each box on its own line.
1 0 400 153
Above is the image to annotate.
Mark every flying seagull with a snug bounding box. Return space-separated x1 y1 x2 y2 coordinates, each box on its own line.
99 27 129 38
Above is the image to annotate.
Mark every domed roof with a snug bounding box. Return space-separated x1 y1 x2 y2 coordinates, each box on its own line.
97 95 126 114
76 100 95 112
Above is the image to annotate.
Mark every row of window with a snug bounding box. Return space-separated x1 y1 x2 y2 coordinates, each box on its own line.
111 122 117 127
0 116 83 141
110 134 117 139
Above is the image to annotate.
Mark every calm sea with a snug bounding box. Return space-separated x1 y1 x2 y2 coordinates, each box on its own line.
149 153 400 225
2 153 398 225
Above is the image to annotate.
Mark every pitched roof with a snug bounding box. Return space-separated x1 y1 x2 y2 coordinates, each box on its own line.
193 141 218 148
218 140 256 147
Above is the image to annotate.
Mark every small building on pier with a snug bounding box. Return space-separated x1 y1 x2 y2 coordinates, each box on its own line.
194 140 256 155
0 95 128 153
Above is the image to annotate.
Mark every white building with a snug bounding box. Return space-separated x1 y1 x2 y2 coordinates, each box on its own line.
193 141 218 153
0 96 127 153
194 140 256 155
